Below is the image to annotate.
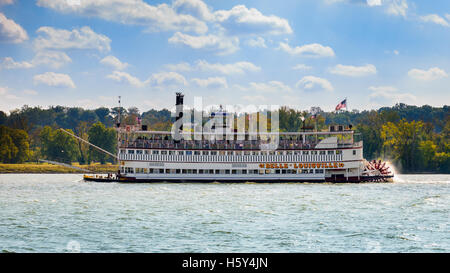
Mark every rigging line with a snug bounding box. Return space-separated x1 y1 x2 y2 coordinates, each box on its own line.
59 128 118 160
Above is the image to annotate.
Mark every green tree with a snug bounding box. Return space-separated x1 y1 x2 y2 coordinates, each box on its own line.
0 133 18 163
39 126 79 163
88 122 117 164
0 125 30 163
381 119 424 171
75 121 90 164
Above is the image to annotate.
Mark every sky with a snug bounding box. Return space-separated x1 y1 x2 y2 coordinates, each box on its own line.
0 0 449 113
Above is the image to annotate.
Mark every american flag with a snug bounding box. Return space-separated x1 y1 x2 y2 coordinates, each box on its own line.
335 99 347 111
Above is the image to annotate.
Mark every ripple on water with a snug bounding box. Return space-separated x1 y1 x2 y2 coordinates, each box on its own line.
0 174 449 252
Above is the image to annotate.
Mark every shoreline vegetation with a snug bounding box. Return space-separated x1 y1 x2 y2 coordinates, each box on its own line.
0 163 118 174
0 103 449 174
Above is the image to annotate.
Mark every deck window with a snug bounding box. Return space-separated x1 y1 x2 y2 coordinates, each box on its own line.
136 150 143 154
128 150 135 154
327 150 334 155
302 151 309 155
178 151 184 155
152 150 159 155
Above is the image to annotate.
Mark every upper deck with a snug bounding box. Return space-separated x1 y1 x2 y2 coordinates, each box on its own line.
118 129 360 151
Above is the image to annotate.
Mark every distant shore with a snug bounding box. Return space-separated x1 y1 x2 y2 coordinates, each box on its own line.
0 163 118 174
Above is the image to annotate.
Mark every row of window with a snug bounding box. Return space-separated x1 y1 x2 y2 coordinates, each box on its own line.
123 167 325 175
122 149 343 156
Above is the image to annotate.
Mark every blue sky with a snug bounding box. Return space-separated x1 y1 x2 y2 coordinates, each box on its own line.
0 0 449 113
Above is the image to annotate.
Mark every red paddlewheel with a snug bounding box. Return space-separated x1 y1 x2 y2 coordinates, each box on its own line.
366 160 392 175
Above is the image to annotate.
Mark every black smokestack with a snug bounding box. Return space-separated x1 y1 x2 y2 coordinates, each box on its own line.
174 92 184 141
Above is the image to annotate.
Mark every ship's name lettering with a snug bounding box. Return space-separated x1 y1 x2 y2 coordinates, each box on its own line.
260 162 344 169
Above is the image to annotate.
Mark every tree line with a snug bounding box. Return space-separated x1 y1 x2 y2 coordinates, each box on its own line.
0 103 448 173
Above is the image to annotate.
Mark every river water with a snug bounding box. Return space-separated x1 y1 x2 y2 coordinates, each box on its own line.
0 174 448 253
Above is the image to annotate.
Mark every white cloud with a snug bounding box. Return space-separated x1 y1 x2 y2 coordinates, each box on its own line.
0 86 7 95
36 0 208 34
196 60 260 75
329 64 377 77
420 14 449 27
168 32 239 55
214 5 292 35
326 0 408 17
234 81 292 94
292 64 312 71
107 71 187 87
192 77 227 88
107 71 145 88
279 42 335 58
33 72 76 88
246 37 267 48
369 86 416 104
1 51 71 70
100 55 129 70
367 0 382 6
34 26 111 52
1 57 33 69
386 0 408 17
32 51 72 69
249 81 292 93
0 0 14 6
408 67 448 81
23 89 38 96
164 62 193 72
296 76 334 92
149 71 188 86
0 12 28 43
173 0 214 21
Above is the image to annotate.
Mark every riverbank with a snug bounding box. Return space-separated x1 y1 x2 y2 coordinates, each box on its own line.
0 163 118 174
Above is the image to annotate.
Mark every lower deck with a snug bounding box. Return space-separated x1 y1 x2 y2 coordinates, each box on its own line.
84 174 392 183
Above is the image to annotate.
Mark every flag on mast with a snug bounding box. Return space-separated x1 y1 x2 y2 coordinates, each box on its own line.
335 98 347 111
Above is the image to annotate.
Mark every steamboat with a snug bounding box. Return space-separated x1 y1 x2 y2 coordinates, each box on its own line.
84 93 393 183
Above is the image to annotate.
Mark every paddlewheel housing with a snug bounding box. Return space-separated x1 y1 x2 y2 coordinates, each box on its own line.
362 159 394 182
